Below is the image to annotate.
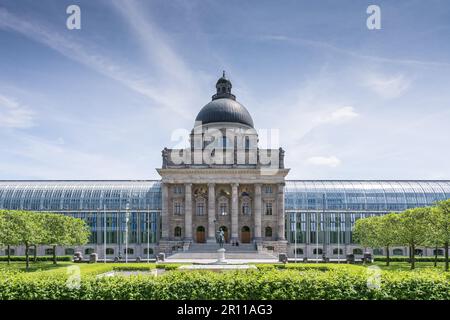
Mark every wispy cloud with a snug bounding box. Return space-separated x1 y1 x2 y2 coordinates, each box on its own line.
0 94 34 128
260 34 450 68
0 7 195 120
306 156 341 168
364 73 411 99
316 106 359 124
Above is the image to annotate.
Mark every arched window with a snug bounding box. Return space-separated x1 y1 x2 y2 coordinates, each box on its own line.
433 249 444 256
245 136 250 150
313 248 323 255
45 248 54 255
106 248 114 255
414 249 423 256
85 248 94 255
64 248 74 256
353 248 363 255
265 226 272 238
123 248 134 255
4 248 15 256
174 226 182 237
333 248 343 255
27 248 35 255
373 248 383 256
294 248 303 255
393 248 404 256
144 248 154 255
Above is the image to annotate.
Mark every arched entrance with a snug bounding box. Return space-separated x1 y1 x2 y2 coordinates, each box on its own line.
219 226 229 243
241 226 251 243
196 226 206 243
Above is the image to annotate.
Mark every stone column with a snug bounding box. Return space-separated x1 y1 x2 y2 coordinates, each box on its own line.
254 184 262 242
277 183 286 240
231 183 239 241
161 183 169 240
184 183 192 241
207 183 216 242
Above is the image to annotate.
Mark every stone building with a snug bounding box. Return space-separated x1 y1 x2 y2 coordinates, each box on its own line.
0 73 449 260
158 72 289 254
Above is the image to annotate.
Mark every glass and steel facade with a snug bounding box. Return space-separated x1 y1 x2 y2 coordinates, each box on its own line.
0 181 161 248
0 180 449 249
285 180 450 246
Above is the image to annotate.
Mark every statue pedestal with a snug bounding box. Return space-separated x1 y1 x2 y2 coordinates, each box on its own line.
216 248 226 264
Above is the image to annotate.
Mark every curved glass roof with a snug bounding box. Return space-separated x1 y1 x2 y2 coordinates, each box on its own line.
0 180 448 213
285 180 450 211
0 181 161 211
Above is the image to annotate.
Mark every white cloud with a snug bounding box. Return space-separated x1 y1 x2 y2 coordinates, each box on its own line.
317 106 359 124
364 73 411 99
0 94 34 128
306 156 341 167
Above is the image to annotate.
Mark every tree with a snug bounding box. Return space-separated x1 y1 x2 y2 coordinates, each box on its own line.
431 199 450 271
0 210 21 264
375 213 401 266
12 211 43 271
353 216 379 248
40 213 69 265
65 216 90 251
424 207 443 267
397 207 430 270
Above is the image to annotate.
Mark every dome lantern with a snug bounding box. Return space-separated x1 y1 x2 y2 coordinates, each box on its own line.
195 72 254 128
212 71 236 101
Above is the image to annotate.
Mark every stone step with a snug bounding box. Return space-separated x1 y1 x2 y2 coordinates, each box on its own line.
187 243 256 253
166 251 277 260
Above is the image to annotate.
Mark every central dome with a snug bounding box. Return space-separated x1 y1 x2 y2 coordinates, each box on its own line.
195 98 254 128
194 72 254 128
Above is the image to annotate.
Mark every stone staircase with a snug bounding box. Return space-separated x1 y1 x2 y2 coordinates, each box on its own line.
166 243 278 260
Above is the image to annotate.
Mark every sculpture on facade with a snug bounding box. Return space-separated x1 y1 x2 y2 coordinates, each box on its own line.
279 147 285 169
162 148 169 168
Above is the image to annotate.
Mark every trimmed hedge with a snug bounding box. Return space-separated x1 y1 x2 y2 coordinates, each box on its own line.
374 256 447 263
0 268 448 300
0 256 72 262
111 264 182 272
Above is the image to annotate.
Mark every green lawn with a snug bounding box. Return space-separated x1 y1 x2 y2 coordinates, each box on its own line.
0 260 447 277
372 260 446 271
0 261 160 277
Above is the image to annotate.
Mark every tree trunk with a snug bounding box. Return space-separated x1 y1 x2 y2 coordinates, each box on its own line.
7 245 10 265
445 241 449 272
434 245 438 267
386 246 390 266
411 244 415 270
53 245 57 265
25 243 30 271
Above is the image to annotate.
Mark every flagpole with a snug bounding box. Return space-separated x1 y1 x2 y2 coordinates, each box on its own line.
294 213 297 263
104 204 106 263
337 214 340 264
147 205 150 263
125 202 130 263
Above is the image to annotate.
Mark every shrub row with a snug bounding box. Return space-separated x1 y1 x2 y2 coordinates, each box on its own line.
112 264 182 272
0 256 72 262
0 268 448 300
374 256 447 263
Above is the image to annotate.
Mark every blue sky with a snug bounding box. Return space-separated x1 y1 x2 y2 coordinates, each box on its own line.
0 0 449 180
